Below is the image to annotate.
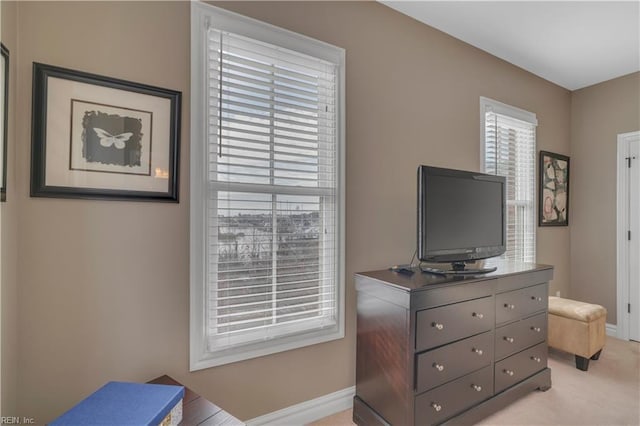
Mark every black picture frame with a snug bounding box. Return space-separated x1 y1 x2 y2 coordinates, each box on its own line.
539 150 570 226
1 43 9 202
31 62 181 202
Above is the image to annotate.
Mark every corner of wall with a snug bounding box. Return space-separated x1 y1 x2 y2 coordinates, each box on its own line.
1 0 19 417
568 72 640 323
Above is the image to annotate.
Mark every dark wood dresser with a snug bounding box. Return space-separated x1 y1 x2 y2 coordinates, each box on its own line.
353 262 553 425
149 375 244 425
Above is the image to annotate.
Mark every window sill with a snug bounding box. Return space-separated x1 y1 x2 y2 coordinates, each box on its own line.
190 324 344 371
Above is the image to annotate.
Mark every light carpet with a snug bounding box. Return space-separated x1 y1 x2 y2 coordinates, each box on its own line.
310 336 640 425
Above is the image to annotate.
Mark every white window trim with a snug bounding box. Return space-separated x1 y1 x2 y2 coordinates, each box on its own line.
190 1 345 371
479 96 538 172
479 96 537 264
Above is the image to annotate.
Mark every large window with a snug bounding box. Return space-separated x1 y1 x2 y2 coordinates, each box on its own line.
190 3 345 370
481 97 537 263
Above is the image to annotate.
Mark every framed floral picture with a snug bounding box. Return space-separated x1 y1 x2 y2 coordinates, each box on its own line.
539 150 570 226
31 62 181 202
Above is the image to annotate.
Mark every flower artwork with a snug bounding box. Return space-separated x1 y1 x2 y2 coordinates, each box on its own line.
539 151 570 226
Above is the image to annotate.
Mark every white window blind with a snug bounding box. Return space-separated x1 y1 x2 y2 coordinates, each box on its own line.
481 98 537 263
190 2 345 369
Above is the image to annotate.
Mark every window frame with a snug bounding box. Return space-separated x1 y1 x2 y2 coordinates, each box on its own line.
190 1 345 371
480 96 537 264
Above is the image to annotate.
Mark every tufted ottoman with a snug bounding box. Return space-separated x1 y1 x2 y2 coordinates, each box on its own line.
548 296 607 371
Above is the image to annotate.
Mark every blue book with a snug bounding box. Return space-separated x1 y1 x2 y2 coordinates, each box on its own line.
49 381 185 426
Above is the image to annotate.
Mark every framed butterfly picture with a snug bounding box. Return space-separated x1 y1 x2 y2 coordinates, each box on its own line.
31 62 181 202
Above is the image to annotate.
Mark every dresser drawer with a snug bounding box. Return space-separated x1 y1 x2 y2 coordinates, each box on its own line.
495 284 547 325
495 312 547 360
416 331 493 393
416 297 494 351
495 342 547 393
415 365 493 426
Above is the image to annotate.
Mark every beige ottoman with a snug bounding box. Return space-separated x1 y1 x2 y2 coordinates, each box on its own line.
548 296 607 371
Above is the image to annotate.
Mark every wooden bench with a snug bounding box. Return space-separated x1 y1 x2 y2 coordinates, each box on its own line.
548 296 607 371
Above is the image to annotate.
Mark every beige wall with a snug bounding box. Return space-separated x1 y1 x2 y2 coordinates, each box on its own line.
14 2 192 422
570 72 640 323
1 0 19 416
215 0 572 315
11 1 571 422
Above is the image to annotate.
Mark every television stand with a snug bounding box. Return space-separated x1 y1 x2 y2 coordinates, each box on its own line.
420 261 497 275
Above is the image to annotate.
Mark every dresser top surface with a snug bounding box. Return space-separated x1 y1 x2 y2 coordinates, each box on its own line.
356 260 553 292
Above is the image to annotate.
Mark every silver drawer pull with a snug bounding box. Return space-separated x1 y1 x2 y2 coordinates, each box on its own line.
531 296 542 302
531 356 542 363
432 322 444 330
472 347 484 356
433 362 445 372
504 336 515 343
431 402 442 412
472 312 484 319
531 326 542 332
504 303 516 310
503 369 515 376
471 384 482 392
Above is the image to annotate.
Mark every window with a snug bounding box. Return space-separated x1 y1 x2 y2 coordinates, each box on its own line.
480 97 537 263
190 2 345 370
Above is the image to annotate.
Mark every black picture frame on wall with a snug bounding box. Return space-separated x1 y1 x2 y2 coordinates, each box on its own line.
1 43 9 202
539 150 570 226
31 62 181 202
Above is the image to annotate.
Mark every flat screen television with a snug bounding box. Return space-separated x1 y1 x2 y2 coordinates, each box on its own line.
417 165 506 274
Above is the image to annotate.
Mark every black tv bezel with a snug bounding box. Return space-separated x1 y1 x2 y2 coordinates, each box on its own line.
417 165 506 264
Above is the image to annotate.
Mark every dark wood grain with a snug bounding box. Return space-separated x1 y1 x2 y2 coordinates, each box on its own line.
356 288 412 425
415 365 493 425
495 283 548 325
415 296 494 351
416 331 493 393
354 262 553 426
442 369 551 425
495 312 547 360
357 261 553 293
353 396 390 426
494 343 548 393
148 375 243 426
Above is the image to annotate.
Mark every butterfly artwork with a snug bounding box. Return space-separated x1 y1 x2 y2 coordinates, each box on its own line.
92 128 133 149
80 110 144 168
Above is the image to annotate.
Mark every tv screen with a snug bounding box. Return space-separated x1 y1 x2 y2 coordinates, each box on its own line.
418 166 506 267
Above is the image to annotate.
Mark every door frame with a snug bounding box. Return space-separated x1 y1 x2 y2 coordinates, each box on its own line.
616 130 640 340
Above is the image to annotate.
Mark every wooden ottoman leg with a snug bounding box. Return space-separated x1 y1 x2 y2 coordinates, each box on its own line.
548 297 607 372
590 349 603 360
575 355 590 371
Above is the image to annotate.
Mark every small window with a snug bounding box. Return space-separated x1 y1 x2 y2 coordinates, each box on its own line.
190 2 345 370
480 97 537 263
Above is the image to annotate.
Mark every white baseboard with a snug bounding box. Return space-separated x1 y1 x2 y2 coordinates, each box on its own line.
245 319 619 425
247 324 621 424
246 386 355 426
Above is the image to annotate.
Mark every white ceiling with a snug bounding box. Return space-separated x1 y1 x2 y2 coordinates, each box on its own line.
379 1 640 90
